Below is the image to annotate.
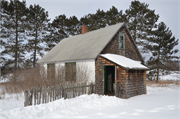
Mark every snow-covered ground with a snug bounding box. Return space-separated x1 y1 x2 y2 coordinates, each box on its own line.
0 86 179 119
159 71 180 80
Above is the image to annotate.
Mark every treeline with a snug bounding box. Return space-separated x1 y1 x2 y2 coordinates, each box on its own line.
1 0 179 80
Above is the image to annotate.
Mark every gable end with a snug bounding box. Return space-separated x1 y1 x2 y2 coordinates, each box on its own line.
99 24 144 63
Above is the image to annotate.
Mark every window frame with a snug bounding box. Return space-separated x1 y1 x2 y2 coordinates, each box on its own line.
65 62 76 82
47 63 55 79
119 31 125 49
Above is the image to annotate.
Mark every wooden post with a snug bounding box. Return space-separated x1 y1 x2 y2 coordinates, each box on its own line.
82 83 84 95
78 84 80 96
57 86 59 99
24 90 29 107
62 86 64 98
39 87 42 104
42 87 44 104
29 88 33 105
47 87 49 103
45 87 47 103
53 86 55 101
85 83 86 94
55 86 57 100
60 85 62 99
88 83 90 95
64 87 66 100
94 84 96 94
34 88 36 105
66 85 68 99
49 87 51 102
72 85 74 98
37 88 39 105
91 84 93 94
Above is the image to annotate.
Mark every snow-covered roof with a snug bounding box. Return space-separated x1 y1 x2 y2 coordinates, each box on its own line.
100 54 148 70
37 23 125 63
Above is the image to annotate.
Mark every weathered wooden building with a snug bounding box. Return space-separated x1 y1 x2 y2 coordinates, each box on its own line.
37 23 148 98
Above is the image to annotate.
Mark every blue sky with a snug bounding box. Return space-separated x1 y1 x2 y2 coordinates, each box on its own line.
26 0 180 55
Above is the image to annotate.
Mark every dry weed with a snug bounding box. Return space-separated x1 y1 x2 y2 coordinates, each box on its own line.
0 63 91 95
147 80 180 87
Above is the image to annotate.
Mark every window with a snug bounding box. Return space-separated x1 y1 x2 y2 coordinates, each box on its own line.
65 62 76 81
119 32 125 49
47 63 55 79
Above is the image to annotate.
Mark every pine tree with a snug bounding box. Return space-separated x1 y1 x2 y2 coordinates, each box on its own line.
44 14 69 51
26 4 50 67
146 22 179 81
105 6 123 25
1 0 28 71
66 16 80 36
1 0 9 74
124 0 159 54
80 6 123 31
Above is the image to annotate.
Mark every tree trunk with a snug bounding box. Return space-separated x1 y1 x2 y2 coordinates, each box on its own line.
134 16 137 42
33 28 37 67
15 3 18 70
156 51 160 82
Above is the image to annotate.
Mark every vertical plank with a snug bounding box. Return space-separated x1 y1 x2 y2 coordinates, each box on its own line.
67 85 69 99
50 86 52 102
91 84 93 94
53 86 55 101
79 83 80 96
37 88 39 105
60 85 62 99
72 84 74 98
67 85 68 99
34 88 36 105
82 83 83 95
74 84 76 97
47 87 49 103
24 90 29 107
55 86 57 100
61 85 63 99
94 84 95 93
71 85 73 98
63 87 66 99
39 87 42 104
44 87 47 103
76 84 78 96
88 84 90 95
57 85 59 99
42 87 44 104
85 83 86 94
29 88 33 105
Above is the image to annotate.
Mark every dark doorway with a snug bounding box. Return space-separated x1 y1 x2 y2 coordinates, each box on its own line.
104 66 115 96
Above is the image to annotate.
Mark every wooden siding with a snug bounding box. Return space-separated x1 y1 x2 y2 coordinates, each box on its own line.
95 57 147 99
101 26 142 62
96 26 146 98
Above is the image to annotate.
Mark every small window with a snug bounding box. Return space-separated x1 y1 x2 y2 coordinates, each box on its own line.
65 62 76 81
47 63 55 79
119 32 125 49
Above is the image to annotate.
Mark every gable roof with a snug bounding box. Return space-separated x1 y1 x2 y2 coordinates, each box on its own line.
37 22 125 63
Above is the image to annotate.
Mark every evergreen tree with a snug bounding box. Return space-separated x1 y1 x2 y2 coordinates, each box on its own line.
146 22 179 81
80 6 123 31
26 4 50 67
1 0 28 71
44 14 71 51
105 6 123 25
124 0 159 54
1 0 9 74
66 16 80 36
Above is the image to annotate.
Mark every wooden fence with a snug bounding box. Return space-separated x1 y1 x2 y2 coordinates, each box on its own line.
24 83 96 107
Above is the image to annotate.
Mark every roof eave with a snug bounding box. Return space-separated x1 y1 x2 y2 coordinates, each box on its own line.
99 55 148 70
